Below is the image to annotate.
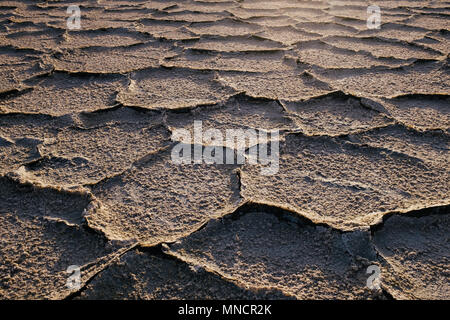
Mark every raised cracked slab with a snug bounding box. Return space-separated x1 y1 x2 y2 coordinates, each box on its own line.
117 68 236 110
0 176 127 299
281 91 394 135
380 94 450 131
0 47 51 93
77 249 291 300
86 146 241 245
316 60 449 98
166 209 381 299
347 124 450 166
373 210 450 299
1 73 127 116
240 133 449 230
217 70 333 100
16 108 170 187
167 93 294 144
46 42 178 74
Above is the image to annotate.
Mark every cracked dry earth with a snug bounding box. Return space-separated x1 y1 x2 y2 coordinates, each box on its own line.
0 0 449 300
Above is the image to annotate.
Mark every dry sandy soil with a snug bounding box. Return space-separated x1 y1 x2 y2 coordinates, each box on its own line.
0 0 449 300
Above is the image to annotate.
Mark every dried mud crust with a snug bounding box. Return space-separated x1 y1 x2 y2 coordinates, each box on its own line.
240 132 449 230
86 146 242 245
0 0 449 300
76 249 292 300
373 210 450 299
0 175 130 299
165 209 382 299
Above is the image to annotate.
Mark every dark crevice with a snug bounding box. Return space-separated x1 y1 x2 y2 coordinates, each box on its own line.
369 203 450 236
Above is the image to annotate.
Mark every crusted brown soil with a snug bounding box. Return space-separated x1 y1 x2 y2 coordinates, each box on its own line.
0 0 449 300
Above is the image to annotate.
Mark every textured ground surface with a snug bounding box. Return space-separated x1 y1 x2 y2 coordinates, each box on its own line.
0 0 449 300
